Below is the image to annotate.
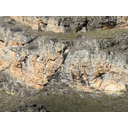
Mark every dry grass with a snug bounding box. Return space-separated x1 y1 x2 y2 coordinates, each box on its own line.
37 28 128 40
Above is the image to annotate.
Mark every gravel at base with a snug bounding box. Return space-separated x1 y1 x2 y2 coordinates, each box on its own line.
12 104 50 112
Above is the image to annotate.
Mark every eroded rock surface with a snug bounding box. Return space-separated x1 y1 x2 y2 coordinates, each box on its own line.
0 16 128 95
10 16 128 33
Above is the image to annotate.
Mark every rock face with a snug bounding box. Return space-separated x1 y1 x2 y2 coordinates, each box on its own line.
10 16 128 33
0 16 128 95
59 36 128 94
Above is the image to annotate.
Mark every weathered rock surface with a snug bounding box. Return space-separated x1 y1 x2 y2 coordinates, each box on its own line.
0 16 128 95
59 36 128 94
10 16 128 33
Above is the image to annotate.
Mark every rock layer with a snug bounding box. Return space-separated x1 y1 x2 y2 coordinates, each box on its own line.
0 16 128 95
10 16 128 33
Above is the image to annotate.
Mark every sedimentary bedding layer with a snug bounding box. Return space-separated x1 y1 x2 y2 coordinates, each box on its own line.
10 16 128 33
0 16 128 95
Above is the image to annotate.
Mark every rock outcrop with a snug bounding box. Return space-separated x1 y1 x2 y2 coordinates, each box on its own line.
0 16 128 95
10 16 128 33
59 36 128 94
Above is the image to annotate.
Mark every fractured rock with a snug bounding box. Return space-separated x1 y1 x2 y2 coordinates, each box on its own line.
0 16 128 95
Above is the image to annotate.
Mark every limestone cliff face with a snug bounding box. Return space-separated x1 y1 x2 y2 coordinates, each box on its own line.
0 16 128 95
59 37 128 94
10 16 128 33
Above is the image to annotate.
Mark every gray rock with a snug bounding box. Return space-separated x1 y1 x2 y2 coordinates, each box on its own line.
0 16 128 95
10 16 128 33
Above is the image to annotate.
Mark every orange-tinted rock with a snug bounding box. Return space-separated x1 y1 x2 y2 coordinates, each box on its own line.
0 16 128 95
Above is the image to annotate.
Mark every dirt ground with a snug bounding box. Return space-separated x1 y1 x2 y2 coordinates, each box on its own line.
1 84 128 112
